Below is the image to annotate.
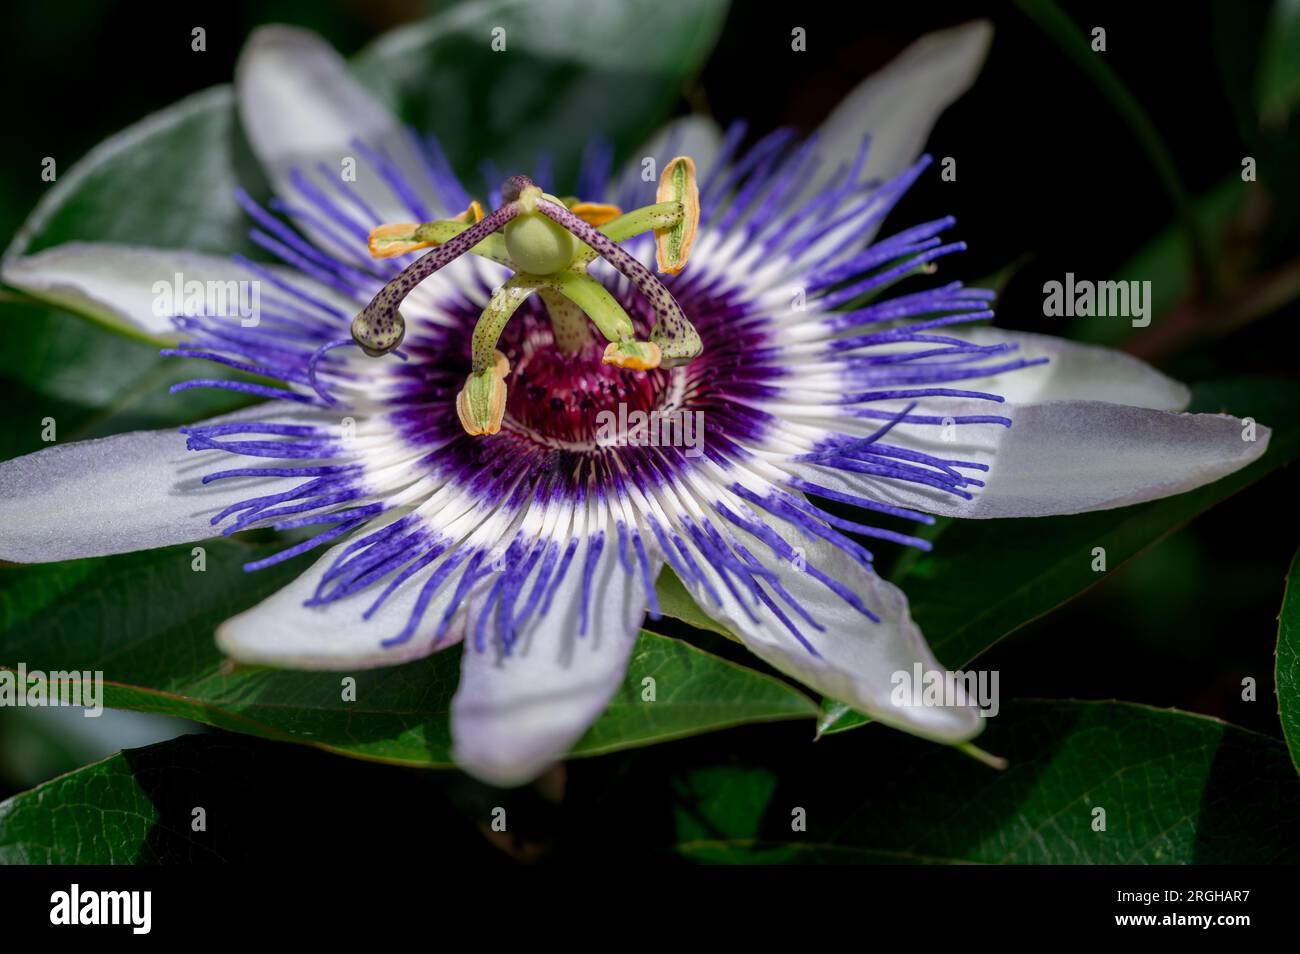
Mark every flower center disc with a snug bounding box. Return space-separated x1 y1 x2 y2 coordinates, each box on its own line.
503 334 670 445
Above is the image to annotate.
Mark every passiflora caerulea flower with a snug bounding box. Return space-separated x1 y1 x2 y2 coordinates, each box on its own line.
0 22 1268 785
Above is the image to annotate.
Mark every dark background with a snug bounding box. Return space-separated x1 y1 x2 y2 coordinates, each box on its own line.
0 0 1295 855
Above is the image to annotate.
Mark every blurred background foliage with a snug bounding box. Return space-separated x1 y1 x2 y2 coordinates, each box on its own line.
1 0 1299 862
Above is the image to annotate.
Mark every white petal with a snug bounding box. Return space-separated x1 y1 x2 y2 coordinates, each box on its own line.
793 401 1269 519
807 20 992 201
0 402 318 563
673 507 980 742
0 243 353 342
215 520 476 670
451 519 652 787
236 26 441 263
951 328 1190 409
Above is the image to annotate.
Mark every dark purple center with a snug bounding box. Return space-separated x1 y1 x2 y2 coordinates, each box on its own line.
504 333 670 443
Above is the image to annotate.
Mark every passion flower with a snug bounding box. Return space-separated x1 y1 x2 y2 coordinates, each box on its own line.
0 23 1267 786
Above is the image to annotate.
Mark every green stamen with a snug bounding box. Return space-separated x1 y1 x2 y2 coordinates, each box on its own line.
573 201 683 266
413 221 513 266
472 274 546 372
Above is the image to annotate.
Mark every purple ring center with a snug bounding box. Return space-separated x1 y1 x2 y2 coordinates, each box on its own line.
502 328 670 444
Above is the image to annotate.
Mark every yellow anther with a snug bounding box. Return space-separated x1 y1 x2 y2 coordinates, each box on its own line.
571 202 623 227
367 222 426 259
368 201 485 258
455 350 511 436
654 156 699 275
602 339 662 371
453 200 485 224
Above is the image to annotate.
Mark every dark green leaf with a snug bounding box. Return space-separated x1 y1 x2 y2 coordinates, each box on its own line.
674 700 1300 863
0 733 486 864
353 0 730 194
1258 0 1300 126
576 635 815 755
0 540 815 766
0 737 230 864
653 567 734 638
4 87 269 263
0 300 254 461
6 701 1292 864
816 699 867 737
1276 545 1300 776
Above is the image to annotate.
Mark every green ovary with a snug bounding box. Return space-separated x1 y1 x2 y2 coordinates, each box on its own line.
504 195 578 274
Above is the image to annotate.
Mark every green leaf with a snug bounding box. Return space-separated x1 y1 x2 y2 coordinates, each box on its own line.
0 738 226 863
7 702 1292 863
816 699 867 737
354 0 730 194
575 635 816 755
5 0 729 286
819 376 1300 735
1259 0 1300 127
653 567 734 638
4 86 269 263
0 540 814 767
0 300 254 461
0 733 485 864
674 700 1300 863
1277 545 1300 776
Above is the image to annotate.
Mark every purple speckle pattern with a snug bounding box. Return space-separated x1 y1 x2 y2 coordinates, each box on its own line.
167 123 1042 653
